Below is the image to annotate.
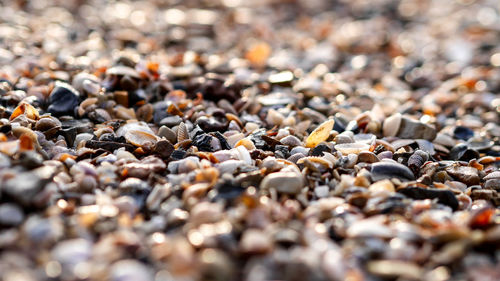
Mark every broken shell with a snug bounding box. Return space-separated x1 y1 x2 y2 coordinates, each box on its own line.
334 143 370 155
235 138 256 150
10 102 39 121
177 122 189 142
124 130 159 148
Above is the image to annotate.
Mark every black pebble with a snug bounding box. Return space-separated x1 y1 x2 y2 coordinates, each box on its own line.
311 143 331 156
398 187 459 210
47 82 80 116
453 126 474 141
170 149 187 160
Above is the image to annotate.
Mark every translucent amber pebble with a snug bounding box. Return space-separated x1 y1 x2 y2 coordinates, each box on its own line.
10 102 39 121
245 42 271 67
305 119 334 148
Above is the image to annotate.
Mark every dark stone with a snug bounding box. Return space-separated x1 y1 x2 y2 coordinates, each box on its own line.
192 133 214 152
212 131 231 150
261 135 281 149
345 120 359 133
213 181 245 201
449 143 479 161
170 149 187 160
17 151 44 170
47 81 80 116
118 178 151 210
0 124 11 134
333 116 348 133
454 126 474 141
159 116 183 127
85 140 135 152
153 139 174 159
153 102 168 124
128 89 146 106
371 161 415 181
3 172 48 206
249 130 269 150
398 187 459 210
311 143 331 156
274 145 289 159
196 116 227 132
58 119 93 147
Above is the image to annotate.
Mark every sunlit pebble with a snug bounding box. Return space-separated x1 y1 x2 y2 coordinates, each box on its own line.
475 80 487 91
170 27 186 40
398 0 418 18
477 7 497 26
445 61 462 74
45 261 62 278
268 71 293 83
336 94 346 103
351 55 367 69
393 56 406 69
312 63 329 76
188 9 218 25
164 9 186 25
187 230 204 247
57 199 68 209
114 2 131 19
234 8 252 24
420 114 432 124
152 232 166 244
199 224 216 237
314 223 327 234
426 266 450 281
100 205 119 217
155 270 173 281
183 51 197 64
74 262 90 279
324 72 339 83
131 10 146 26
4 271 33 281
201 248 218 263
490 53 500 67
247 186 256 195
215 221 232 234
222 0 242 7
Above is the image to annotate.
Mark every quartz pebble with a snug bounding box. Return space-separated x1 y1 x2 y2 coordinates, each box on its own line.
260 172 304 194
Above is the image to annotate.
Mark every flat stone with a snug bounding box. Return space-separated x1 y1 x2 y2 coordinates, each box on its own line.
371 161 415 182
398 187 459 210
383 113 436 140
260 171 304 194
445 166 480 186
0 204 24 226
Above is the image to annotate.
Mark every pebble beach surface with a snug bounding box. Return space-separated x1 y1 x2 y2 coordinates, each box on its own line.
0 0 500 280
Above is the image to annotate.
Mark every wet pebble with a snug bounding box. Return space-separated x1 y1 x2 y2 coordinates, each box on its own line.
370 161 415 182
260 172 304 194
47 81 80 116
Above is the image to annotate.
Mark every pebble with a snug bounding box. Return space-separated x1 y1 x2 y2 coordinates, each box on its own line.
383 113 436 140
47 81 80 116
305 119 334 148
371 161 415 182
398 187 459 210
260 171 304 194
0 204 24 226
110 260 152 281
445 166 480 186
240 229 272 254
367 260 422 280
